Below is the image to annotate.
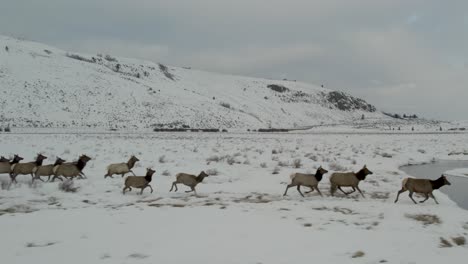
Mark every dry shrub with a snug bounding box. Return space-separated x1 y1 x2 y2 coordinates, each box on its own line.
352 251 365 258
293 158 302 168
206 155 220 162
405 214 441 225
59 180 79 193
260 162 267 168
206 168 219 176
272 166 280 174
226 156 235 165
329 162 347 171
161 170 171 176
452 236 466 246
439 237 453 248
0 178 9 190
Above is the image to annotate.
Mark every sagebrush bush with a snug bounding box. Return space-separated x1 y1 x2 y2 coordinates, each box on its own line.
59 180 79 193
206 168 219 176
272 166 280 174
220 102 231 109
226 156 235 165
293 158 302 168
206 155 220 163
329 162 347 171
66 53 94 63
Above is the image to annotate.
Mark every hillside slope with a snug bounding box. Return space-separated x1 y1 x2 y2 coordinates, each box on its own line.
0 35 386 129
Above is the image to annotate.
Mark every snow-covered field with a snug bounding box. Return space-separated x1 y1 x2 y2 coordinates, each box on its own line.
1 132 468 263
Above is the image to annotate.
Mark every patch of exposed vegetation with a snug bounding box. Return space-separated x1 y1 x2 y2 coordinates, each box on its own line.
159 63 175 80
351 251 365 258
326 91 376 112
267 84 289 93
405 214 441 225
452 236 466 246
66 53 95 63
26 241 58 248
439 237 453 248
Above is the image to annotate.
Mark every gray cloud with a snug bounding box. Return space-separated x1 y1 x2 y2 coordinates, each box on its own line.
1 0 467 120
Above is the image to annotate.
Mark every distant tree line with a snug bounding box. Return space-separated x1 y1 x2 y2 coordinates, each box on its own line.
383 112 419 119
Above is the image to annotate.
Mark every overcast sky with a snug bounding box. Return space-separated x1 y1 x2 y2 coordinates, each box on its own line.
1 0 467 120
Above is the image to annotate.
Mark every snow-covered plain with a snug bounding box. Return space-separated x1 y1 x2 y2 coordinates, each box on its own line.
1 132 468 263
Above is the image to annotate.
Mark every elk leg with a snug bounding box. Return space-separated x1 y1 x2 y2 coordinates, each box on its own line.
429 193 439 204
305 187 314 194
148 185 154 193
394 189 406 203
356 186 365 198
419 194 429 203
408 191 417 204
338 187 349 195
296 185 305 197
169 182 177 192
130 170 136 176
283 184 293 196
315 186 323 197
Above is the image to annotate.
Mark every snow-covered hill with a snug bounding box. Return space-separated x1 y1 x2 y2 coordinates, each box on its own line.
1 35 391 130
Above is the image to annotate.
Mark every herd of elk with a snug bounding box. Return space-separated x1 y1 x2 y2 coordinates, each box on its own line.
0 154 452 204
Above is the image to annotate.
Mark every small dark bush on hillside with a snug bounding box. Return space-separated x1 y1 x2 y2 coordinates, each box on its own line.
220 102 231 109
267 84 289 93
158 63 175 80
105 54 117 62
66 53 94 63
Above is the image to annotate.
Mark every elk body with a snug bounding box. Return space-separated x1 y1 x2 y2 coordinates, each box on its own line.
394 175 451 204
105 155 139 178
169 171 208 195
32 157 66 182
51 155 91 181
10 154 47 183
283 166 328 197
123 168 155 194
329 165 373 197
0 155 23 175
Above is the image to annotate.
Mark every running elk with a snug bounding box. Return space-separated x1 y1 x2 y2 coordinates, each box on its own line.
105 155 139 178
32 157 66 182
169 171 208 195
283 166 328 197
10 154 47 183
123 168 155 194
330 165 373 197
394 175 451 204
51 154 91 181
